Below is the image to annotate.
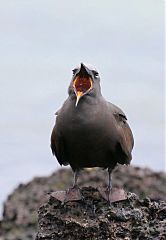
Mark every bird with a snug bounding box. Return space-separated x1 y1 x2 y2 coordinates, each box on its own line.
51 63 134 202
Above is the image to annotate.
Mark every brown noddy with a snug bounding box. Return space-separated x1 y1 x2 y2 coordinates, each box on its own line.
51 63 134 203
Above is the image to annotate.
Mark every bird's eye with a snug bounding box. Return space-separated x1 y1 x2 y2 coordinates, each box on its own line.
72 68 78 75
93 71 99 78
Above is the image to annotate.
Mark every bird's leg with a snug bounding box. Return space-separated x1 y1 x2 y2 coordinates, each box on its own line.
106 168 113 203
72 169 79 188
103 168 127 204
98 168 113 204
64 169 82 202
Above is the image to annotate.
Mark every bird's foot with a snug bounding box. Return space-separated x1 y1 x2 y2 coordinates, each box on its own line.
98 186 112 204
50 190 66 202
50 186 82 203
64 185 82 203
98 187 127 205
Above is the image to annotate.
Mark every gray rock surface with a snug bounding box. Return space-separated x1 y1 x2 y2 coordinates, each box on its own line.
36 187 166 240
0 166 166 240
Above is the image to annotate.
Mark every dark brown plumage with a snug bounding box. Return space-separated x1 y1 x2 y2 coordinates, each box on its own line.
51 63 134 201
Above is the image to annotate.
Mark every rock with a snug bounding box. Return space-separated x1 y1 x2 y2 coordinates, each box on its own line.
35 187 166 240
1 166 166 240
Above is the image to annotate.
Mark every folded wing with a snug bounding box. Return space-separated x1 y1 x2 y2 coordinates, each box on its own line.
109 103 134 164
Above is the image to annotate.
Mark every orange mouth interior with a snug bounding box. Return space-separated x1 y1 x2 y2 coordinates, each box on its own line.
73 76 92 94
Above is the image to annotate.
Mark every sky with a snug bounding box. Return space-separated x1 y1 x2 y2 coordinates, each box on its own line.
0 0 165 214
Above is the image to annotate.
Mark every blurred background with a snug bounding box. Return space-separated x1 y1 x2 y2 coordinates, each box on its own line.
0 0 165 214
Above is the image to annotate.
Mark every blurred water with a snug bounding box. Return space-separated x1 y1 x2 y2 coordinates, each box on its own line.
0 0 165 216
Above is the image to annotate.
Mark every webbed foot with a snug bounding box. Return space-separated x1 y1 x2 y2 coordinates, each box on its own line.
64 185 82 202
98 187 127 205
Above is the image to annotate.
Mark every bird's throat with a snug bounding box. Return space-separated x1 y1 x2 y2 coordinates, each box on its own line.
73 76 92 93
73 76 92 106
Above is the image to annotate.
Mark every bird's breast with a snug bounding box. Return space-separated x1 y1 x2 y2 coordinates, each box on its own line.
56 99 120 168
58 101 118 150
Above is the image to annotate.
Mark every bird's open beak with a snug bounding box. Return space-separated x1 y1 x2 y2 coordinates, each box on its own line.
73 63 93 107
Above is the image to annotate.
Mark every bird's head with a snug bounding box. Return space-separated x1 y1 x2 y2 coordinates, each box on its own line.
69 63 101 106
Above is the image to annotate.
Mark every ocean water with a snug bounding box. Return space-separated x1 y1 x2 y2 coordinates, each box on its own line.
0 0 164 216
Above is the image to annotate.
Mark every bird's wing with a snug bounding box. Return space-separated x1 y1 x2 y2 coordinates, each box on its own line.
51 115 69 166
109 102 134 164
